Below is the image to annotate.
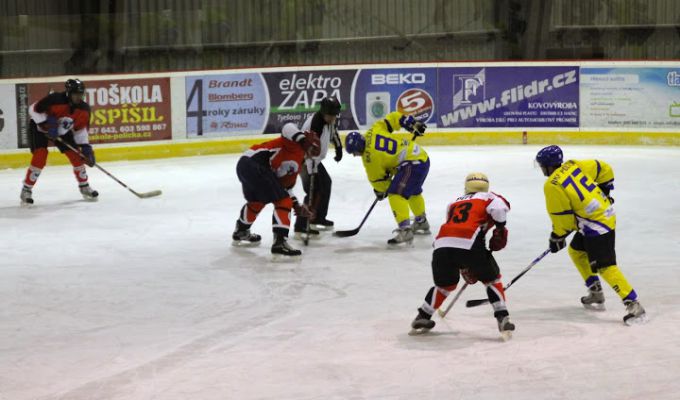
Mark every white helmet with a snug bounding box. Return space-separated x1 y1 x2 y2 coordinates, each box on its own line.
465 172 489 194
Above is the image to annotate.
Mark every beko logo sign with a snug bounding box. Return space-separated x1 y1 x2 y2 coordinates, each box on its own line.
371 73 426 85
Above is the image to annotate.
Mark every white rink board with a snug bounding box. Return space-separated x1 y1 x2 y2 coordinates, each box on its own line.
0 83 17 149
0 146 679 400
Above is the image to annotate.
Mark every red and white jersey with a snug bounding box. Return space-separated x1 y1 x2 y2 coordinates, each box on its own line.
434 191 510 250
244 136 304 189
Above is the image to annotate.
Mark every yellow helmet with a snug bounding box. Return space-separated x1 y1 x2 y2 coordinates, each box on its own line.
465 172 489 194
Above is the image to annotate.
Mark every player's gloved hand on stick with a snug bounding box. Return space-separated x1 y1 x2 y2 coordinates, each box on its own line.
294 203 315 220
41 116 59 139
79 144 96 167
549 232 567 253
374 190 388 201
334 145 343 162
489 223 508 251
399 115 416 132
598 183 615 204
460 268 478 284
412 122 427 137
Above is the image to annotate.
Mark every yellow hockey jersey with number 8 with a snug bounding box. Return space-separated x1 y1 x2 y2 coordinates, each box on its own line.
544 159 616 237
361 112 429 193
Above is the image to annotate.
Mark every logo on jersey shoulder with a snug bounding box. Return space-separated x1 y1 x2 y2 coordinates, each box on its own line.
276 160 299 177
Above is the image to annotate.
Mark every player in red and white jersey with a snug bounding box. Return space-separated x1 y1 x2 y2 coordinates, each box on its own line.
20 78 97 205
411 173 515 338
232 123 320 257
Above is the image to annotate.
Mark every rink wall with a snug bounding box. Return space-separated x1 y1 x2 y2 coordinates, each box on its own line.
2 61 680 169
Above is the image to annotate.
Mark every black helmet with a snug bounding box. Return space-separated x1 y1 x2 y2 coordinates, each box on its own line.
319 97 341 115
65 79 85 96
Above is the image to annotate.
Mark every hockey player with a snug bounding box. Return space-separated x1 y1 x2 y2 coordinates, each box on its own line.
344 111 428 245
294 97 343 239
20 78 97 205
535 145 646 324
410 173 515 338
232 123 320 257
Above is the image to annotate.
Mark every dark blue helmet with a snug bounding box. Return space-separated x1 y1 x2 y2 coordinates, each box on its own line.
345 131 365 154
65 78 85 96
536 145 563 167
319 97 341 115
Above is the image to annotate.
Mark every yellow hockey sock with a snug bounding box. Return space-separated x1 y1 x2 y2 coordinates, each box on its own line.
568 245 599 284
408 194 426 219
599 265 636 301
388 194 410 226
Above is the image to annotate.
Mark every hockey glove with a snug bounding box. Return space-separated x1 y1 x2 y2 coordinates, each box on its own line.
42 116 59 139
549 232 567 253
334 145 343 162
79 144 96 167
374 190 388 201
489 223 508 251
294 202 315 219
460 268 478 285
412 122 427 137
598 182 615 204
399 115 416 132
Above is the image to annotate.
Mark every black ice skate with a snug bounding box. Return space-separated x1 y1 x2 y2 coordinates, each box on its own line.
409 309 435 335
581 281 605 311
387 227 414 246
497 316 516 341
232 227 262 247
271 235 302 258
20 185 34 205
623 299 647 325
79 184 99 201
311 218 334 231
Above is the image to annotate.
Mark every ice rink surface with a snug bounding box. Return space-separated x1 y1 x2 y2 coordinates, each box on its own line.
1 145 679 400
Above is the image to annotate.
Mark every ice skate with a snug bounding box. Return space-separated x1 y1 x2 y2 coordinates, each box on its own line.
497 316 516 341
409 309 435 335
79 184 99 201
623 299 647 325
311 218 334 231
581 281 605 311
387 227 414 246
294 226 321 241
271 235 302 259
20 185 34 206
232 228 262 247
411 217 430 235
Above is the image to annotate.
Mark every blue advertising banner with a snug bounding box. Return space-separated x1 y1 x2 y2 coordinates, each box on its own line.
437 66 579 128
351 68 437 129
185 73 268 137
581 67 680 129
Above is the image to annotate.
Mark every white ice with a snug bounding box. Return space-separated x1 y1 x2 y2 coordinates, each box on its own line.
1 145 679 400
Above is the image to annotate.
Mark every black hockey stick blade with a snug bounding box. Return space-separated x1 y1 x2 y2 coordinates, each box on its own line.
333 227 360 238
465 298 489 308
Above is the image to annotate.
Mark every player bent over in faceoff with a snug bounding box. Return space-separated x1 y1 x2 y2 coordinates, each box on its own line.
20 78 97 205
232 123 320 257
345 111 429 246
536 145 646 325
411 173 515 339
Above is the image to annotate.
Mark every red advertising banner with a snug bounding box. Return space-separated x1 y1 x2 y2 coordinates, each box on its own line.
22 77 172 145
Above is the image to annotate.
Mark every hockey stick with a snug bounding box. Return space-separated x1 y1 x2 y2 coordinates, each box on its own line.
437 283 469 318
465 248 551 308
333 197 379 238
303 168 316 246
52 136 162 199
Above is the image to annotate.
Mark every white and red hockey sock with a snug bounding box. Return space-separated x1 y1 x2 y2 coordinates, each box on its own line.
239 202 265 227
24 148 48 188
484 275 509 319
421 284 457 315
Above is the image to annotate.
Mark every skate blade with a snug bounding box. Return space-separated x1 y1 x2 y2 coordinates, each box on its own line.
387 240 414 249
82 196 99 202
231 240 261 248
583 303 606 311
413 230 431 235
271 253 302 262
20 201 34 208
408 328 432 336
293 233 321 241
500 331 513 341
311 224 334 232
624 313 649 326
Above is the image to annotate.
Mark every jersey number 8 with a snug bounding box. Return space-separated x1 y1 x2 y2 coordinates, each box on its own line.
375 134 397 155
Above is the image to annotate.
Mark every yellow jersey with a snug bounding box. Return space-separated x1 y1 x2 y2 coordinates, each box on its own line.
361 112 429 192
544 159 615 237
